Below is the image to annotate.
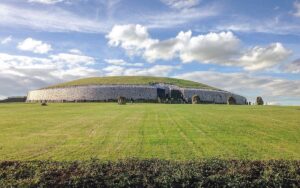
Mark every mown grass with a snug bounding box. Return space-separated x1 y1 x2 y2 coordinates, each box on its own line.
45 76 217 90
0 103 299 161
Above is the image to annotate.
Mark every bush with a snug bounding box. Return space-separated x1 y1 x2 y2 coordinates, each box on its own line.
0 159 299 187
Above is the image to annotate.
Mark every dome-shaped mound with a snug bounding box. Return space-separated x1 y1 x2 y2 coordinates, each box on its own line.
45 76 219 90
27 76 247 104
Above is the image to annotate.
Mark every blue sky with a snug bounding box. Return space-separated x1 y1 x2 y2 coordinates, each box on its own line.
0 0 299 105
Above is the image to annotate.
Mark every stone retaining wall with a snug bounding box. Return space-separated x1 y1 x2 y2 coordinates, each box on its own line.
27 85 158 102
181 89 246 104
26 85 247 104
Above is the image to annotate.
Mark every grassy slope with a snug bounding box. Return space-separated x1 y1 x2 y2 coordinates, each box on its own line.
0 103 299 161
45 76 217 90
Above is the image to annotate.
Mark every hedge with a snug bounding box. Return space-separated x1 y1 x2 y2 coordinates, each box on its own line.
1 159 299 187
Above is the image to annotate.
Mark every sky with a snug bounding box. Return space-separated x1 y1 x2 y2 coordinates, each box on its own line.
0 0 299 105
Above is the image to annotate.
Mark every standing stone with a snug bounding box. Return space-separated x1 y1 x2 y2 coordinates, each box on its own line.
256 96 264 105
192 95 200 104
41 101 47 106
118 96 126 105
227 96 236 105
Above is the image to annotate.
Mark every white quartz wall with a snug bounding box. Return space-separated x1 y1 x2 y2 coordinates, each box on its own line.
27 85 158 102
182 89 247 104
27 85 247 104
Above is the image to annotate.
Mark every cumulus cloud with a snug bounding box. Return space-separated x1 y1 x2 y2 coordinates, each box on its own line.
294 1 300 17
0 52 100 97
107 24 290 71
27 0 65 4
18 38 52 54
103 64 180 77
104 59 143 67
107 24 157 56
178 31 240 64
107 24 240 63
161 0 200 9
232 43 291 71
1 36 12 44
177 71 300 105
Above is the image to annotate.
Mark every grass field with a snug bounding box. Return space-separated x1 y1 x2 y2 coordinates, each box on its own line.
0 103 299 161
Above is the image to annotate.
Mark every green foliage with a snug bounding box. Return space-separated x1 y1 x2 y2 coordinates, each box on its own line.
1 159 299 187
45 76 217 90
0 103 299 160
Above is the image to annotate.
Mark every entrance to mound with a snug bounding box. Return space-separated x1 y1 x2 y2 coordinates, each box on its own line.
157 88 166 99
170 89 184 102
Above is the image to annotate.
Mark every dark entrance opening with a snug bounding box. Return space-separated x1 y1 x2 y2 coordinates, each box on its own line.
170 89 183 100
157 88 166 99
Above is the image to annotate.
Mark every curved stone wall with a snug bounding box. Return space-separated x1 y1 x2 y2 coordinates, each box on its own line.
26 84 247 104
27 85 158 102
181 89 246 104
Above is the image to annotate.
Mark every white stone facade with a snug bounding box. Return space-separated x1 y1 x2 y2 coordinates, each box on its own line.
26 84 247 104
181 89 246 104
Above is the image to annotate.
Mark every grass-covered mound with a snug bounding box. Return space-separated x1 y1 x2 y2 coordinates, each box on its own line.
1 159 299 187
45 76 218 90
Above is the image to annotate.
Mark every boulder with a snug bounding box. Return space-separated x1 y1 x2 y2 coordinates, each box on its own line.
192 95 200 104
227 96 236 105
256 96 264 105
118 96 126 105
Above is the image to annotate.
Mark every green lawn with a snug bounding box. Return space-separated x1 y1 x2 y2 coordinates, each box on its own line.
0 103 299 161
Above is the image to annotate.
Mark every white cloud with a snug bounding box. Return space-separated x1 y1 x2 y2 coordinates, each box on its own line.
0 1 219 33
69 49 82 55
27 0 65 4
161 0 200 9
18 38 52 54
0 3 109 33
294 1 300 17
1 36 12 44
104 59 143 67
177 71 300 105
283 59 300 73
107 25 240 63
233 43 291 71
107 24 292 71
178 31 240 64
50 53 95 67
103 64 180 77
144 4 219 29
0 52 100 97
107 24 157 56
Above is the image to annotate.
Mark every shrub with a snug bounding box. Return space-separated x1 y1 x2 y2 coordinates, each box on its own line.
0 159 299 187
